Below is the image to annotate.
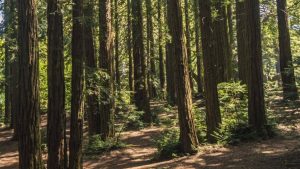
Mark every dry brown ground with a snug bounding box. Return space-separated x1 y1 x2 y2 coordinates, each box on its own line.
1 99 300 169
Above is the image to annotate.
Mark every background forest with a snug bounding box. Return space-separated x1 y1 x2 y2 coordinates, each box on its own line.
0 0 300 168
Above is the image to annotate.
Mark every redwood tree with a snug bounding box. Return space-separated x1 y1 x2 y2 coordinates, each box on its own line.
69 0 84 168
245 0 267 133
193 0 203 94
199 0 221 142
167 0 199 153
132 0 151 123
17 0 42 168
84 0 101 135
47 0 66 168
276 0 298 100
158 0 165 94
127 0 134 98
99 0 115 139
236 0 249 85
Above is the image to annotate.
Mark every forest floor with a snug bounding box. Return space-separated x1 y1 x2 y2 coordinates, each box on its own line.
1 97 300 169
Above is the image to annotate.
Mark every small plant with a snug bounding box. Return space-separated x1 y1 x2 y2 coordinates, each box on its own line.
125 110 145 130
84 135 126 155
154 128 181 160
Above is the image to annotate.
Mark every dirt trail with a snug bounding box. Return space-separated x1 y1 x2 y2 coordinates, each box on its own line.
1 100 300 169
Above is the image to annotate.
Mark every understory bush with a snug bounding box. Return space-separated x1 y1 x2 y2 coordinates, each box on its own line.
153 128 181 159
84 135 125 155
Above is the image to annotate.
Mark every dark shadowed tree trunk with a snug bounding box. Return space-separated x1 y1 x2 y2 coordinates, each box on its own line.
114 0 121 88
166 1 177 106
84 0 101 135
127 0 134 101
146 0 157 98
212 0 231 83
99 0 115 139
199 0 221 143
193 0 203 94
69 0 84 168
236 0 249 85
6 0 18 138
276 0 298 100
47 0 66 168
132 0 151 123
17 0 42 168
4 0 12 126
166 43 177 105
167 0 199 153
158 0 165 95
245 0 267 134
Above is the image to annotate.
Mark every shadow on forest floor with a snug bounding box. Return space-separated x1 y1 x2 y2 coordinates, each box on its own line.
1 98 300 169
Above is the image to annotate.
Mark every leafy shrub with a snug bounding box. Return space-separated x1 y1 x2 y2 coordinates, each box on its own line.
84 135 125 155
154 128 181 159
215 82 249 144
125 110 145 129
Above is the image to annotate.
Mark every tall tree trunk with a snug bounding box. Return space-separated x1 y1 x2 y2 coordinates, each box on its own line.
146 0 157 98
212 0 232 83
17 0 42 168
166 1 177 106
236 0 249 84
114 0 120 88
245 0 267 134
167 0 199 153
227 4 234 58
69 0 84 168
4 0 12 126
158 0 165 95
132 0 151 123
47 0 66 168
84 0 101 135
193 0 203 94
166 43 177 105
199 0 221 143
127 0 134 101
8 0 19 139
184 0 193 93
276 0 298 100
99 0 115 139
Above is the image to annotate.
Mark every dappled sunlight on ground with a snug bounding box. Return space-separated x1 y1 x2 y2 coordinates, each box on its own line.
1 98 300 169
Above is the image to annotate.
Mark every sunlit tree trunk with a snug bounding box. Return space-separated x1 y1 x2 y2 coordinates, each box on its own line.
184 0 193 92
276 0 298 100
167 0 199 153
193 0 203 94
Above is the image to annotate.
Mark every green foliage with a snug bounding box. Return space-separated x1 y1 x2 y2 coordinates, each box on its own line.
218 82 248 124
84 135 125 155
125 110 145 130
153 128 181 159
215 82 249 144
